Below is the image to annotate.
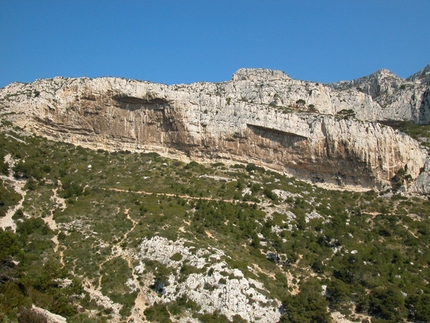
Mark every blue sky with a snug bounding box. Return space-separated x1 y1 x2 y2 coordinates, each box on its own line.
0 1 429 88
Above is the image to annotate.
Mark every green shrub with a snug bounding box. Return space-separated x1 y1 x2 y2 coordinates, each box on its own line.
17 218 51 238
0 183 21 217
406 293 430 322
170 252 183 261
282 279 331 323
144 303 172 322
0 230 21 261
368 287 407 322
246 163 257 172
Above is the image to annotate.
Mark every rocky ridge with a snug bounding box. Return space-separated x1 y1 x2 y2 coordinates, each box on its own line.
329 64 430 123
0 66 429 193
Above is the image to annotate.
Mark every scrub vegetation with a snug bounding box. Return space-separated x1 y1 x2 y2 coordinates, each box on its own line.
0 124 429 323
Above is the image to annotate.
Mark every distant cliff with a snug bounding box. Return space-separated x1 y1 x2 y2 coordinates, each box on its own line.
1 66 429 192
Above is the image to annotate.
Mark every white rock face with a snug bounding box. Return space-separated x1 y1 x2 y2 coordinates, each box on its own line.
329 65 430 124
135 236 281 322
232 68 291 81
31 306 67 323
411 158 430 194
407 64 430 84
0 67 428 190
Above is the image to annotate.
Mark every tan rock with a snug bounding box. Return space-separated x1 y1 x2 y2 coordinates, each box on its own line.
0 70 427 190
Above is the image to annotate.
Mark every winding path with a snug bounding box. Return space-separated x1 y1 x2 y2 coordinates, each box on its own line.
0 154 26 232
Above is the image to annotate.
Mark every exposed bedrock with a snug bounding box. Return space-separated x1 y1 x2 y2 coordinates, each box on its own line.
0 68 428 190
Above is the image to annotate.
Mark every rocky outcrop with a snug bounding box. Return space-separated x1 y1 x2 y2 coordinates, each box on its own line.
232 68 291 81
330 69 404 100
31 306 67 323
0 67 428 190
136 236 282 323
407 64 430 84
329 65 430 124
411 158 430 194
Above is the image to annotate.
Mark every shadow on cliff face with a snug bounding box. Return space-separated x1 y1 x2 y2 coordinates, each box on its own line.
113 95 170 111
97 94 187 146
247 124 308 148
3 76 425 191
419 88 430 124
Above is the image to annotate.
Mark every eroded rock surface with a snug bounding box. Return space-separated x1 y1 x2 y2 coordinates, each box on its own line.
0 67 428 190
135 236 282 323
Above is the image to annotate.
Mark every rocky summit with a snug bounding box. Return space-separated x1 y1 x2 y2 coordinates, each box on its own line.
1 65 429 193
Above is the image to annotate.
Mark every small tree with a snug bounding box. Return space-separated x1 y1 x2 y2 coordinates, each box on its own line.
368 286 407 322
282 279 332 323
296 99 306 107
246 163 257 172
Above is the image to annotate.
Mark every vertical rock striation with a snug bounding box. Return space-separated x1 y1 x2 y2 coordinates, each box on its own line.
0 66 428 190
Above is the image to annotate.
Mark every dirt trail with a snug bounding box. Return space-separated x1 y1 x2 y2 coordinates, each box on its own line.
125 254 148 323
101 186 251 205
0 154 27 232
45 187 68 265
87 207 151 322
83 278 123 321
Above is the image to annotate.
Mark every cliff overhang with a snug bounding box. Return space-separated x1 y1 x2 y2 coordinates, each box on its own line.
0 68 429 192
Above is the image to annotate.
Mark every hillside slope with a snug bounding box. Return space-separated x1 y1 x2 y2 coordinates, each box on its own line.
0 128 429 323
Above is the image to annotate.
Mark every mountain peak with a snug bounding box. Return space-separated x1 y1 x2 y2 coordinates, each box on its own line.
329 68 402 99
370 68 399 79
232 68 290 82
407 64 430 83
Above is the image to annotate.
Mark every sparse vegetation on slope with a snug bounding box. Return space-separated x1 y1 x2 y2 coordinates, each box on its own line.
0 125 429 322
380 120 430 148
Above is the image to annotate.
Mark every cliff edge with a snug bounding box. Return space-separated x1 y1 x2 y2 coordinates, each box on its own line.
0 66 429 192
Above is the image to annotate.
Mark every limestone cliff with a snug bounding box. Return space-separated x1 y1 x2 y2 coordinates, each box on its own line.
0 67 428 191
330 64 430 124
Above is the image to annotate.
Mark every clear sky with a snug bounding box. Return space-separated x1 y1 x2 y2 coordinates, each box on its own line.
1 0 429 88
